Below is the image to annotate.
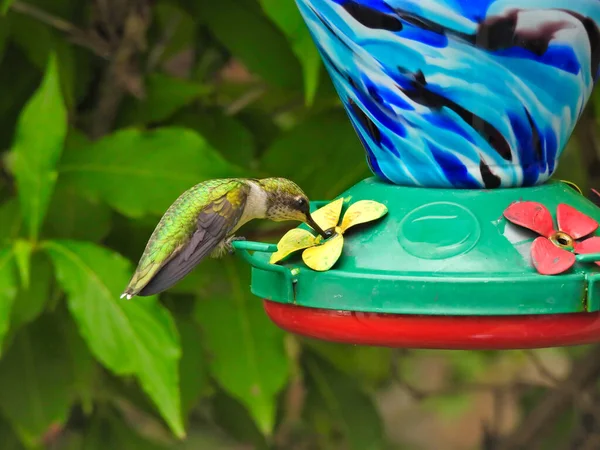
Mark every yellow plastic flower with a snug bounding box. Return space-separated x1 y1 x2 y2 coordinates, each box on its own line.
270 197 388 271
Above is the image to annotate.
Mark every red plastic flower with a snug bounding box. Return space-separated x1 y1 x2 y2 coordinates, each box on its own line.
503 202 600 275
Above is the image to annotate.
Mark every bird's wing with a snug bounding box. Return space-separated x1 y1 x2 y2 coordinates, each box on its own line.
138 184 250 296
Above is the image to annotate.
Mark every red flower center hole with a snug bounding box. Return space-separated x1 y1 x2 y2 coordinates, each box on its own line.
549 231 574 249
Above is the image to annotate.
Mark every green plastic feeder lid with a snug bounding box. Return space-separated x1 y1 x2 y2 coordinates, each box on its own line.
234 178 600 316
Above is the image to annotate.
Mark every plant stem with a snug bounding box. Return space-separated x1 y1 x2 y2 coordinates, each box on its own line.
11 1 111 58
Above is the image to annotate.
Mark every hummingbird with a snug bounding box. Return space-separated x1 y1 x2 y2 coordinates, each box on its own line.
120 177 328 299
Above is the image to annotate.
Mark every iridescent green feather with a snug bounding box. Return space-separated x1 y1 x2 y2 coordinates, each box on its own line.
123 179 247 296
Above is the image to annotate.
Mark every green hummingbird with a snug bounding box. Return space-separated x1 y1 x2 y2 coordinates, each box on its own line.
120 177 328 299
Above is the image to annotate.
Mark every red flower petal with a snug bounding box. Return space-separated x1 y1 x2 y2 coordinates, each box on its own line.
556 203 598 239
574 236 600 267
531 237 575 275
503 201 555 237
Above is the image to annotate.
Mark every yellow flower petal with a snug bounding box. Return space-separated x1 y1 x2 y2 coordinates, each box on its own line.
302 233 344 271
340 200 388 232
310 197 344 232
270 228 317 264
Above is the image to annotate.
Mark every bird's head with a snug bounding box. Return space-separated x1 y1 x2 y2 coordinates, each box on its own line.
259 177 329 238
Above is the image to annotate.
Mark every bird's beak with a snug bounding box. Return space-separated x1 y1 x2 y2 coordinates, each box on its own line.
305 214 328 239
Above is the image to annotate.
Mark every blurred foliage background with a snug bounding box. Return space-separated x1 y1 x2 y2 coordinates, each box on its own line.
0 0 600 449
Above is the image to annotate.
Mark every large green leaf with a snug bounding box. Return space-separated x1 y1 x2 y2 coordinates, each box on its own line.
259 0 321 104
118 74 211 126
44 240 184 438
190 0 302 89
58 305 96 413
59 127 244 218
0 248 17 354
211 390 269 449
11 239 32 288
176 317 209 418
261 109 370 199
10 252 52 330
10 52 67 241
0 314 76 446
303 353 384 450
170 110 256 167
0 418 23 450
43 183 112 242
194 259 290 436
0 199 22 247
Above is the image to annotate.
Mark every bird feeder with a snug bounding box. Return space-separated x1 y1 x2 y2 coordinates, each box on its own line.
233 0 600 349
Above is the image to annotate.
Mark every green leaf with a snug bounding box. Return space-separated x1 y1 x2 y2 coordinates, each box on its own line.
0 199 23 246
12 239 32 289
10 52 67 241
259 0 321 104
303 353 384 450
53 38 77 107
0 418 25 450
194 259 290 436
261 109 370 199
118 73 211 126
11 252 53 331
1 0 14 14
0 248 17 354
170 110 256 167
43 183 112 242
176 317 209 418
59 305 96 413
190 0 302 89
59 127 244 218
211 390 269 449
44 240 184 438
0 314 75 446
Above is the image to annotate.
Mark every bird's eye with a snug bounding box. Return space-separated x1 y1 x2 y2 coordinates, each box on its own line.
296 198 306 208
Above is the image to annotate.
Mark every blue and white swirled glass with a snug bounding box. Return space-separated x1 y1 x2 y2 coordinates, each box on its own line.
296 0 600 188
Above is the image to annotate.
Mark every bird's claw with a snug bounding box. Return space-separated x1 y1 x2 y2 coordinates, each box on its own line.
226 236 246 254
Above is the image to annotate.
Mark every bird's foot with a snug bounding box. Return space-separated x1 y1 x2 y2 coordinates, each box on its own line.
226 236 246 255
210 236 247 258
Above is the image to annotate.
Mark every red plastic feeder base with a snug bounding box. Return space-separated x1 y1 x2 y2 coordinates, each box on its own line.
263 300 600 349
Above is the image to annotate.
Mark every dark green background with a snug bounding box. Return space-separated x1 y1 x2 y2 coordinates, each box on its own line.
0 0 597 449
